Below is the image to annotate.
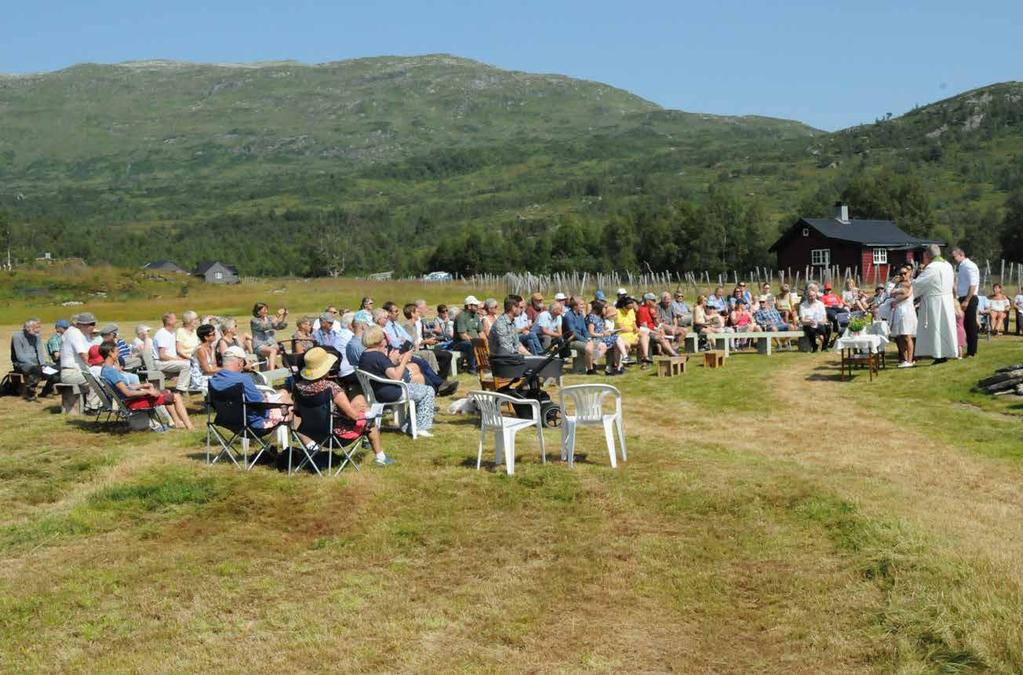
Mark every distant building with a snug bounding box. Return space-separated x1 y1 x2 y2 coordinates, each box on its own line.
770 203 944 282
142 260 188 274
193 261 240 284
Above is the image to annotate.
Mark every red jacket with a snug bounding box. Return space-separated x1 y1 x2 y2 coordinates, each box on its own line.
821 292 844 308
637 305 659 329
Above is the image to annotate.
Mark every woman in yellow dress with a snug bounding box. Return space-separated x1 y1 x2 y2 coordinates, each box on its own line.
616 297 640 359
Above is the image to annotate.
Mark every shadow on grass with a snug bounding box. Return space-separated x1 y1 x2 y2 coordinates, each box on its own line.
458 452 587 471
186 446 373 474
64 418 136 435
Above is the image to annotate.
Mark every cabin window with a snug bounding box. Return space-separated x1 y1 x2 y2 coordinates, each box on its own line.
214 271 223 280
872 249 888 265
811 249 830 266
801 228 810 237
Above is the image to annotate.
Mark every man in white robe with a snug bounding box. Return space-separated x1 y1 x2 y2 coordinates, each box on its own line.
912 244 958 362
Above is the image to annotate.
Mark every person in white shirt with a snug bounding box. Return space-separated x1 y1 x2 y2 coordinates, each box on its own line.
798 283 829 352
59 312 101 408
952 248 980 357
311 305 343 334
153 312 191 392
1014 288 1023 336
913 245 958 363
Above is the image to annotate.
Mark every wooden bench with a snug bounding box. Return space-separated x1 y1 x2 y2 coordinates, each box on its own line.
55 382 85 414
704 351 725 369
686 331 804 357
654 355 687 377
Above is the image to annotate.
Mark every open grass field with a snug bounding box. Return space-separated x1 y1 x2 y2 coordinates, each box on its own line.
1 286 1022 670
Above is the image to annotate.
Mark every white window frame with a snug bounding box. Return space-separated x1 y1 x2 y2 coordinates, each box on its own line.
214 271 223 280
811 249 830 266
872 248 888 265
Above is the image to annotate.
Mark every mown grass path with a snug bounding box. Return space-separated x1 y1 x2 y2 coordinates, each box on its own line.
1 339 1021 672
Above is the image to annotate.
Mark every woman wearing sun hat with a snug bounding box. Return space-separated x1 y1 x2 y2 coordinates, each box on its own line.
293 347 393 466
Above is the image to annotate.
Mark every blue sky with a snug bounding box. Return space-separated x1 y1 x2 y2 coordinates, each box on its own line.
2 0 1020 130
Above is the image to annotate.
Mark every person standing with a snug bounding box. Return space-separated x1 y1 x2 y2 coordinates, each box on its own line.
889 264 917 368
913 245 958 364
952 248 980 357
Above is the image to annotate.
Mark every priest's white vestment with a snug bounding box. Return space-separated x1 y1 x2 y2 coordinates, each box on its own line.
912 258 958 359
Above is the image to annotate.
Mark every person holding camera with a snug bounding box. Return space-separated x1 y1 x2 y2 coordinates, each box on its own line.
250 302 287 371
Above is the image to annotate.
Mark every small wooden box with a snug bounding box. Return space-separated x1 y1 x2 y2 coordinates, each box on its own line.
703 351 725 369
654 356 687 377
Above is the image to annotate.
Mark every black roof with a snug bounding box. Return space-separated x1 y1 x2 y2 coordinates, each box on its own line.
193 261 238 275
770 217 945 252
142 260 185 270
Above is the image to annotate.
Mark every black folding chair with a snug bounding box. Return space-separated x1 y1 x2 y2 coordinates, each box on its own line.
205 383 291 470
289 389 367 476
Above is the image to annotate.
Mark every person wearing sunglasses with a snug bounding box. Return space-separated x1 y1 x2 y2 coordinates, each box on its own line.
889 265 917 367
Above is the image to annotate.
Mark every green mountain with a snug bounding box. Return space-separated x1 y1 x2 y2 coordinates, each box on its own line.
0 55 1020 276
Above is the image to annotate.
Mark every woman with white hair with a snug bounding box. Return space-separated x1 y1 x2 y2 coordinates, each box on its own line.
798 283 830 352
481 298 500 336
175 310 201 360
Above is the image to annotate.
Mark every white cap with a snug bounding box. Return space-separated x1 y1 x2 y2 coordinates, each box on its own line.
554 292 567 301
464 295 480 306
223 346 247 361
616 287 627 296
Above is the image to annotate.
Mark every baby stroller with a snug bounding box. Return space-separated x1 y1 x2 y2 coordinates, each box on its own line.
493 336 567 428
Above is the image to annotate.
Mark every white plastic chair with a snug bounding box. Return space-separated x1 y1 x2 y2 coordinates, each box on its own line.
559 384 626 468
469 390 546 475
356 369 418 439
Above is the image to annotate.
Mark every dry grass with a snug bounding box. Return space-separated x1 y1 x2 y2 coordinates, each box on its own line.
1 318 1023 671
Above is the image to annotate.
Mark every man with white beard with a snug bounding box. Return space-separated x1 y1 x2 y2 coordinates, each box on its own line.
911 244 958 364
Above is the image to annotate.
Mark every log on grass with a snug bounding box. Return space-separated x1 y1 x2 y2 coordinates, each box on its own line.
982 376 1023 393
978 369 1023 387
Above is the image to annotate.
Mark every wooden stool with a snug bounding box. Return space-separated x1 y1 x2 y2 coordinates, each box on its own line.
703 351 724 369
654 355 687 377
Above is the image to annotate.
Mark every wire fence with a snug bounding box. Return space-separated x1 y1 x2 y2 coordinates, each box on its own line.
395 260 1023 296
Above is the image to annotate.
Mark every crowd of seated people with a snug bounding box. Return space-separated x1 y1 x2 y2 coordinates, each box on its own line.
11 278 1020 453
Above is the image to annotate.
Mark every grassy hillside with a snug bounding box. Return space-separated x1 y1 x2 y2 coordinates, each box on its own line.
0 56 1020 276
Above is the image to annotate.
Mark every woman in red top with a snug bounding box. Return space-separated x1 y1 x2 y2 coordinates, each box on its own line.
636 294 679 365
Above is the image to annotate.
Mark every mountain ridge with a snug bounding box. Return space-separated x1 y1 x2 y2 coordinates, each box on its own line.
0 55 1020 275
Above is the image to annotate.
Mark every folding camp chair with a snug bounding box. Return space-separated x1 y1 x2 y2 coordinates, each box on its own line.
205 383 291 469
288 389 369 476
80 368 156 431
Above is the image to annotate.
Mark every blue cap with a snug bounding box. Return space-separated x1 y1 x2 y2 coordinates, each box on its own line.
594 290 607 301
55 319 70 329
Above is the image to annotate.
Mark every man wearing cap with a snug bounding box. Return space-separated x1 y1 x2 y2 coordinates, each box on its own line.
312 306 342 334
451 296 482 374
47 320 69 363
820 282 849 343
209 346 292 428
58 313 100 408
153 312 191 393
11 318 57 400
